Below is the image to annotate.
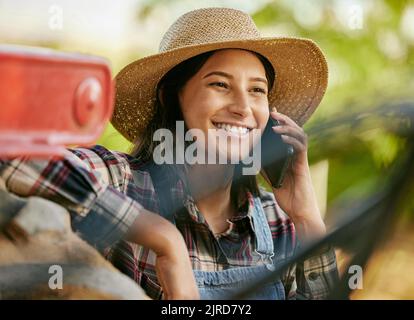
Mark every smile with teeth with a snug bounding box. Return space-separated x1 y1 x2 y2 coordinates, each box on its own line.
213 122 251 135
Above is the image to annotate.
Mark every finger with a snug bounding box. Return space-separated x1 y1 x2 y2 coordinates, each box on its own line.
272 125 307 146
270 111 302 130
280 134 307 153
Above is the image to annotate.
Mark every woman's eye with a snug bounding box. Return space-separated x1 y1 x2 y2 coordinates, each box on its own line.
252 87 267 94
210 82 228 89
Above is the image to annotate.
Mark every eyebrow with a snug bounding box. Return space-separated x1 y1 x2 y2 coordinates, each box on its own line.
203 71 268 85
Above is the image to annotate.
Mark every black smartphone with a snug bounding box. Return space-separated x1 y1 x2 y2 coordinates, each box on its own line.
260 117 294 188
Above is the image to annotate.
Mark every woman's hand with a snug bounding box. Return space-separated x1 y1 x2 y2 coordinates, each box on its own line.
127 209 200 300
155 237 200 300
261 109 326 243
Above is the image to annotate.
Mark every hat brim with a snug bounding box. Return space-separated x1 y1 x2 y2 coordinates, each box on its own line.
112 37 328 142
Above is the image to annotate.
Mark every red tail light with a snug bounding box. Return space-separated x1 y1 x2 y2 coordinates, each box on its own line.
0 45 114 158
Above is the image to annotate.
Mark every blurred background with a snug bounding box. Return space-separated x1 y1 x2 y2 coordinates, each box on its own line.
1 0 413 299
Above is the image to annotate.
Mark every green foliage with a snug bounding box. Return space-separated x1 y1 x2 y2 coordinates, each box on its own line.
96 123 132 153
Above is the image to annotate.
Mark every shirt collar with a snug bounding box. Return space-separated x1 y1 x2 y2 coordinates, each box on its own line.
173 169 255 224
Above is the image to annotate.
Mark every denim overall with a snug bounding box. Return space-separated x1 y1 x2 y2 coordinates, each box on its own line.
193 195 286 300
143 164 286 300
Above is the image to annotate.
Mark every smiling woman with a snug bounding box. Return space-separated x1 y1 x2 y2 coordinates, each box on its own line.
0 7 338 300
109 7 338 299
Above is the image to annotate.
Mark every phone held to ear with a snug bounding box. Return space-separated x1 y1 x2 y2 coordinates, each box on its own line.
261 117 295 189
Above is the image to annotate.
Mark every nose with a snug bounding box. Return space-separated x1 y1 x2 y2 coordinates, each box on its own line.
227 89 252 118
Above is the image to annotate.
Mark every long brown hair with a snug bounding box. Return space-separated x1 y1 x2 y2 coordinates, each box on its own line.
130 49 275 202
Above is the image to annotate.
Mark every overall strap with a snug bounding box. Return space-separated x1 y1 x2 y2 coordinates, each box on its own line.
252 196 275 263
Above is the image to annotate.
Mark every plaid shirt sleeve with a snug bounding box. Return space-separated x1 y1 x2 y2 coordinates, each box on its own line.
0 145 142 252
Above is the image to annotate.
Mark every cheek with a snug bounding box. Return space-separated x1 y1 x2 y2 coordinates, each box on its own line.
180 90 221 129
255 103 270 131
180 89 202 128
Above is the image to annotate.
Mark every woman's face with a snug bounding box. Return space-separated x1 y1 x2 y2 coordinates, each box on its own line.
178 49 270 162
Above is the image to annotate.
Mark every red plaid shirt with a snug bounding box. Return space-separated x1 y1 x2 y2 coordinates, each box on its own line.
0 145 338 299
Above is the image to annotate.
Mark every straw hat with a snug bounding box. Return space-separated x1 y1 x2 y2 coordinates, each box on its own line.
113 7 328 143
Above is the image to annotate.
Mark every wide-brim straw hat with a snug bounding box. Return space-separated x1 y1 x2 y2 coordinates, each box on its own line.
113 7 328 143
